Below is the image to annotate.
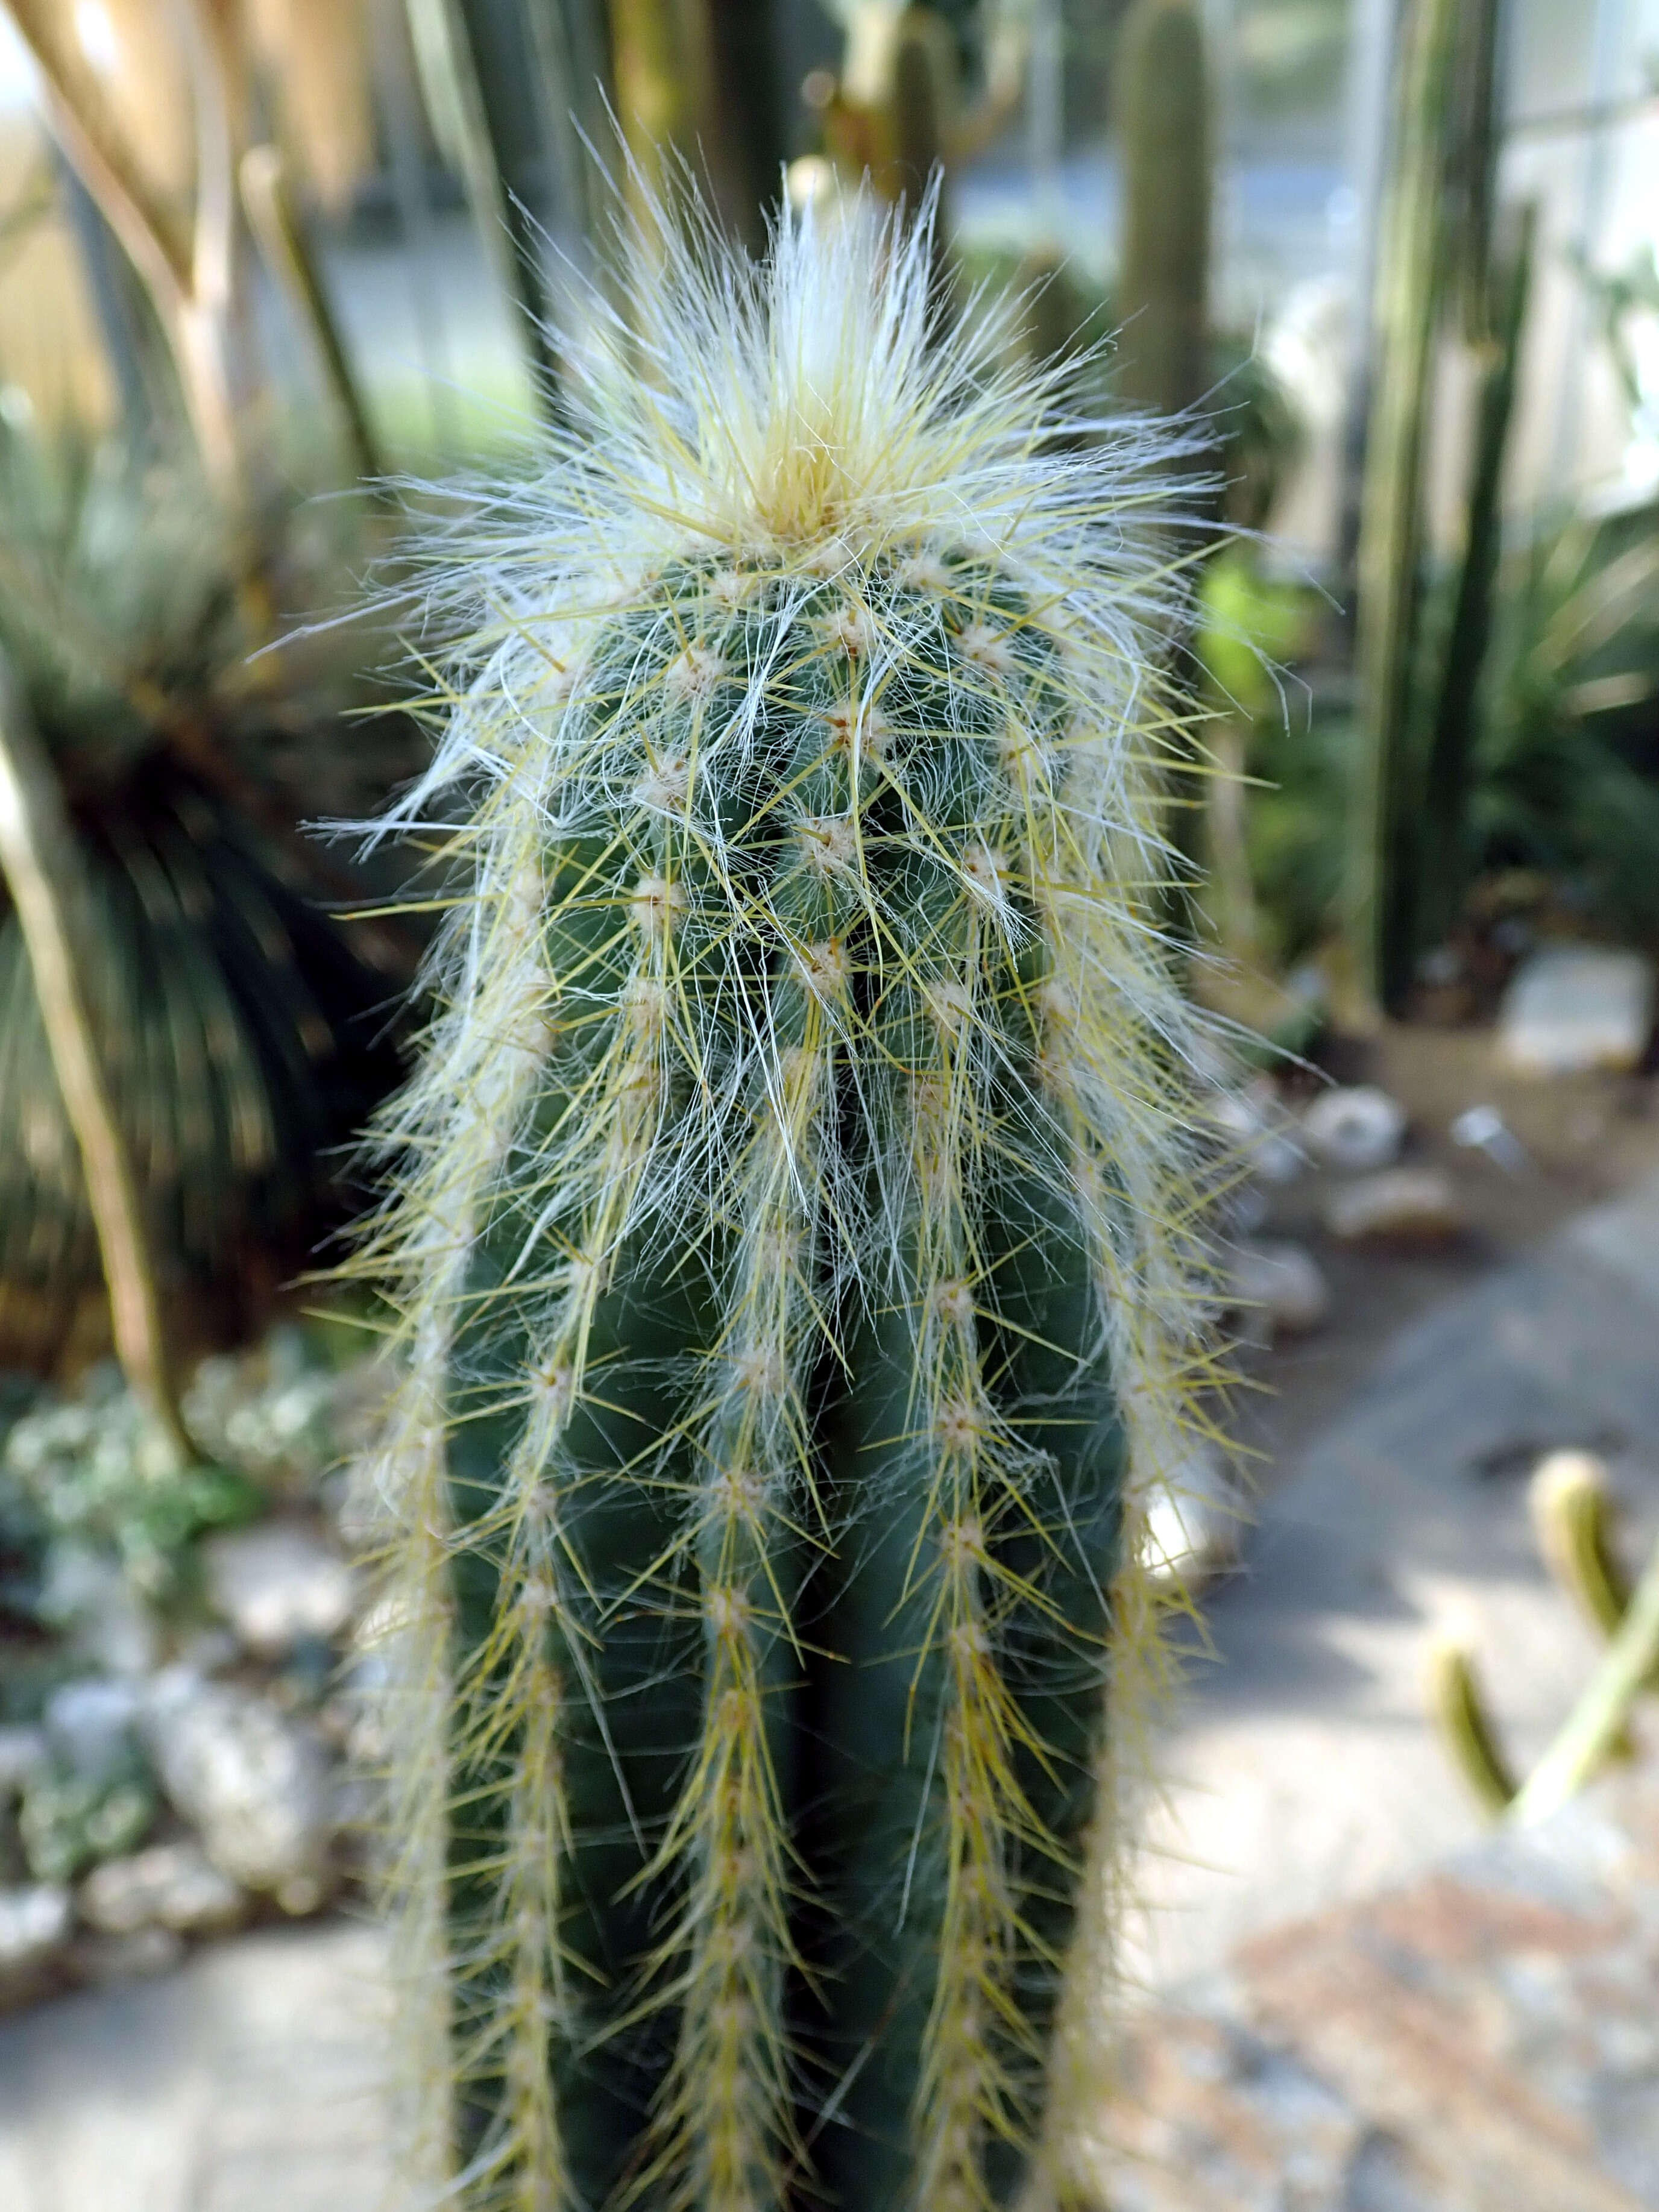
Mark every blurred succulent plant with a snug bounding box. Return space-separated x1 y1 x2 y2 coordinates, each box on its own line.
19 1756 159 1883
1195 547 1320 961
1472 497 1659 941
3 1375 264 1603
0 438 415 1371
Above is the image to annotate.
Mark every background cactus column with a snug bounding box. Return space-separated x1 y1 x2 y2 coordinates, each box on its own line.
1112 0 1212 432
356 188 1215 2212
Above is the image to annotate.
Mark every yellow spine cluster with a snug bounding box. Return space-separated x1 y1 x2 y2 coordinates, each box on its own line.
357 766 559 2195
640 1039 827 2211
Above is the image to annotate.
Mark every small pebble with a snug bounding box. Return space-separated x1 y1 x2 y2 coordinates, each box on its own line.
1324 1167 1467 1246
0 1885 71 2000
1450 1104 1530 1175
1139 1448 1246 1593
79 1842 245 1938
1227 1240 1331 1336
203 1524 354 1661
1499 944 1655 1075
1302 1086 1407 1173
142 1672 336 1907
1214 1084 1303 1184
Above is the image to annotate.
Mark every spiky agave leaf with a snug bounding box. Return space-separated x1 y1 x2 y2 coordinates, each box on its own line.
353 183 1222 2212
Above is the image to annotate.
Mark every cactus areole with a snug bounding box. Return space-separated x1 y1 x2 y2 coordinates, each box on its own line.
356 188 1214 2211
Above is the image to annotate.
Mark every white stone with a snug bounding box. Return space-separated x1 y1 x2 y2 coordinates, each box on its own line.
1226 1240 1331 1335
1139 1449 1246 1593
1301 1085 1407 1172
1324 1167 1467 1245
202 1524 355 1659
0 1724 46 1795
79 1843 246 1937
142 1673 334 1909
43 1677 143 1782
38 1543 159 1676
1498 944 1656 1075
1449 1104 1531 1174
1213 1082 1303 1184
0 1884 71 1993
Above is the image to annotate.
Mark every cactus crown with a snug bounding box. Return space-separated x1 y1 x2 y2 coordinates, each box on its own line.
354 187 1217 2212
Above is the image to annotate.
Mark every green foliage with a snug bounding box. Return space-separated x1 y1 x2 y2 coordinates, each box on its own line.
1194 548 1326 965
1198 547 1317 717
0 1325 365 1692
1241 702 1353 961
18 1759 157 1884
1473 502 1659 941
1233 498 1659 966
2 1378 263 1604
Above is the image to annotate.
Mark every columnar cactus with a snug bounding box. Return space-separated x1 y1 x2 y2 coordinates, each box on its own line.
356 187 1214 2212
1113 0 1212 429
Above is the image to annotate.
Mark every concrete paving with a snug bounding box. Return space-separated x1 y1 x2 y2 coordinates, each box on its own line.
4 1172 1659 2206
0 1920 388 2212
1103 1763 1659 2210
1127 1167 1659 1990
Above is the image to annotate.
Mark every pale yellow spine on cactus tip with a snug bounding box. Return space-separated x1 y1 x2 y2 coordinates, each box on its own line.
347 165 1223 2212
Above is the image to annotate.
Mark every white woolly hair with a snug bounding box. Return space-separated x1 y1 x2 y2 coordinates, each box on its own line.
351 176 1226 2212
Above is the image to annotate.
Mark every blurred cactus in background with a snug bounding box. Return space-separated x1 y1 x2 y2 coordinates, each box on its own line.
352 183 1218 2210
608 0 785 252
808 2 1026 225
1348 0 1513 1010
2 0 389 506
1112 0 1210 435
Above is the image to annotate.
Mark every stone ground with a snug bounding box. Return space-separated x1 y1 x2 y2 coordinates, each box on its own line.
1101 1764 1659 2210
1127 1163 1659 1990
0 1918 388 2211
4 1160 1658 2208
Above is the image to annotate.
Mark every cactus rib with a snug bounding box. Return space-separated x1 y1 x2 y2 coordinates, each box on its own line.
351 183 1217 2212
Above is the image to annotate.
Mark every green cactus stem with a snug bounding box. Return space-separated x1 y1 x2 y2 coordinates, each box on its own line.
1347 0 1500 1007
1427 1635 1517 1816
1511 1532 1659 1827
1432 1452 1659 1825
353 180 1217 2212
1531 1451 1632 1645
1413 203 1535 961
1113 0 1211 432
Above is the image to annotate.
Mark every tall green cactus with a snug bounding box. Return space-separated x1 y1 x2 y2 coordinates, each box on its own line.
1113 0 1211 429
356 184 1215 2212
